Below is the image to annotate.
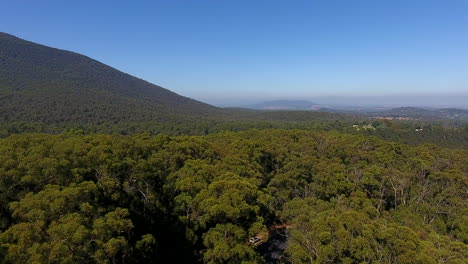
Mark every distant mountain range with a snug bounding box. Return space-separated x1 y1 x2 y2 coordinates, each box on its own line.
246 100 468 121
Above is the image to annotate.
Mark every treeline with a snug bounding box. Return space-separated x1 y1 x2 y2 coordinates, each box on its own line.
0 130 466 263
1 116 467 150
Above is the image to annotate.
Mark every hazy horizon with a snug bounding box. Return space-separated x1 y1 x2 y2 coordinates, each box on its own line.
198 93 468 109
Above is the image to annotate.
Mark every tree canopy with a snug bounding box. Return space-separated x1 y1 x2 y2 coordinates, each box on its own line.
0 130 466 263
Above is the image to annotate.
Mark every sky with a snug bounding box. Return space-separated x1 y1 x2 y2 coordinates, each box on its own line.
2 0 468 107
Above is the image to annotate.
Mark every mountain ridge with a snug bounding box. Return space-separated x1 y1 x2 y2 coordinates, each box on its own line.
0 32 220 125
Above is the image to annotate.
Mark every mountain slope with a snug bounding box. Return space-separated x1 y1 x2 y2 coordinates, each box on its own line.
0 32 219 125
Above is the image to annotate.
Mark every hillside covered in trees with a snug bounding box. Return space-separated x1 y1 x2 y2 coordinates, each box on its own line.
0 32 222 124
0 130 466 263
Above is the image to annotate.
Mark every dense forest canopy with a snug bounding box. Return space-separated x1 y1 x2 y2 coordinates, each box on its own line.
2 116 467 150
0 130 466 263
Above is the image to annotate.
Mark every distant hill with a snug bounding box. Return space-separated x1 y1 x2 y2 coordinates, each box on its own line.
248 100 323 110
0 32 220 126
370 107 468 121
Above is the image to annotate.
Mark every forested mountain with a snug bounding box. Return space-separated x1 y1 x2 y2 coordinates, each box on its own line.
0 32 220 125
0 130 466 263
0 33 356 133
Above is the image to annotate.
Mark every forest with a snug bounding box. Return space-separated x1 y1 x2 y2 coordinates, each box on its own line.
0 129 466 263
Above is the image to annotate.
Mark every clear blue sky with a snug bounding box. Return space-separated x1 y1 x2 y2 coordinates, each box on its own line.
2 0 468 106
